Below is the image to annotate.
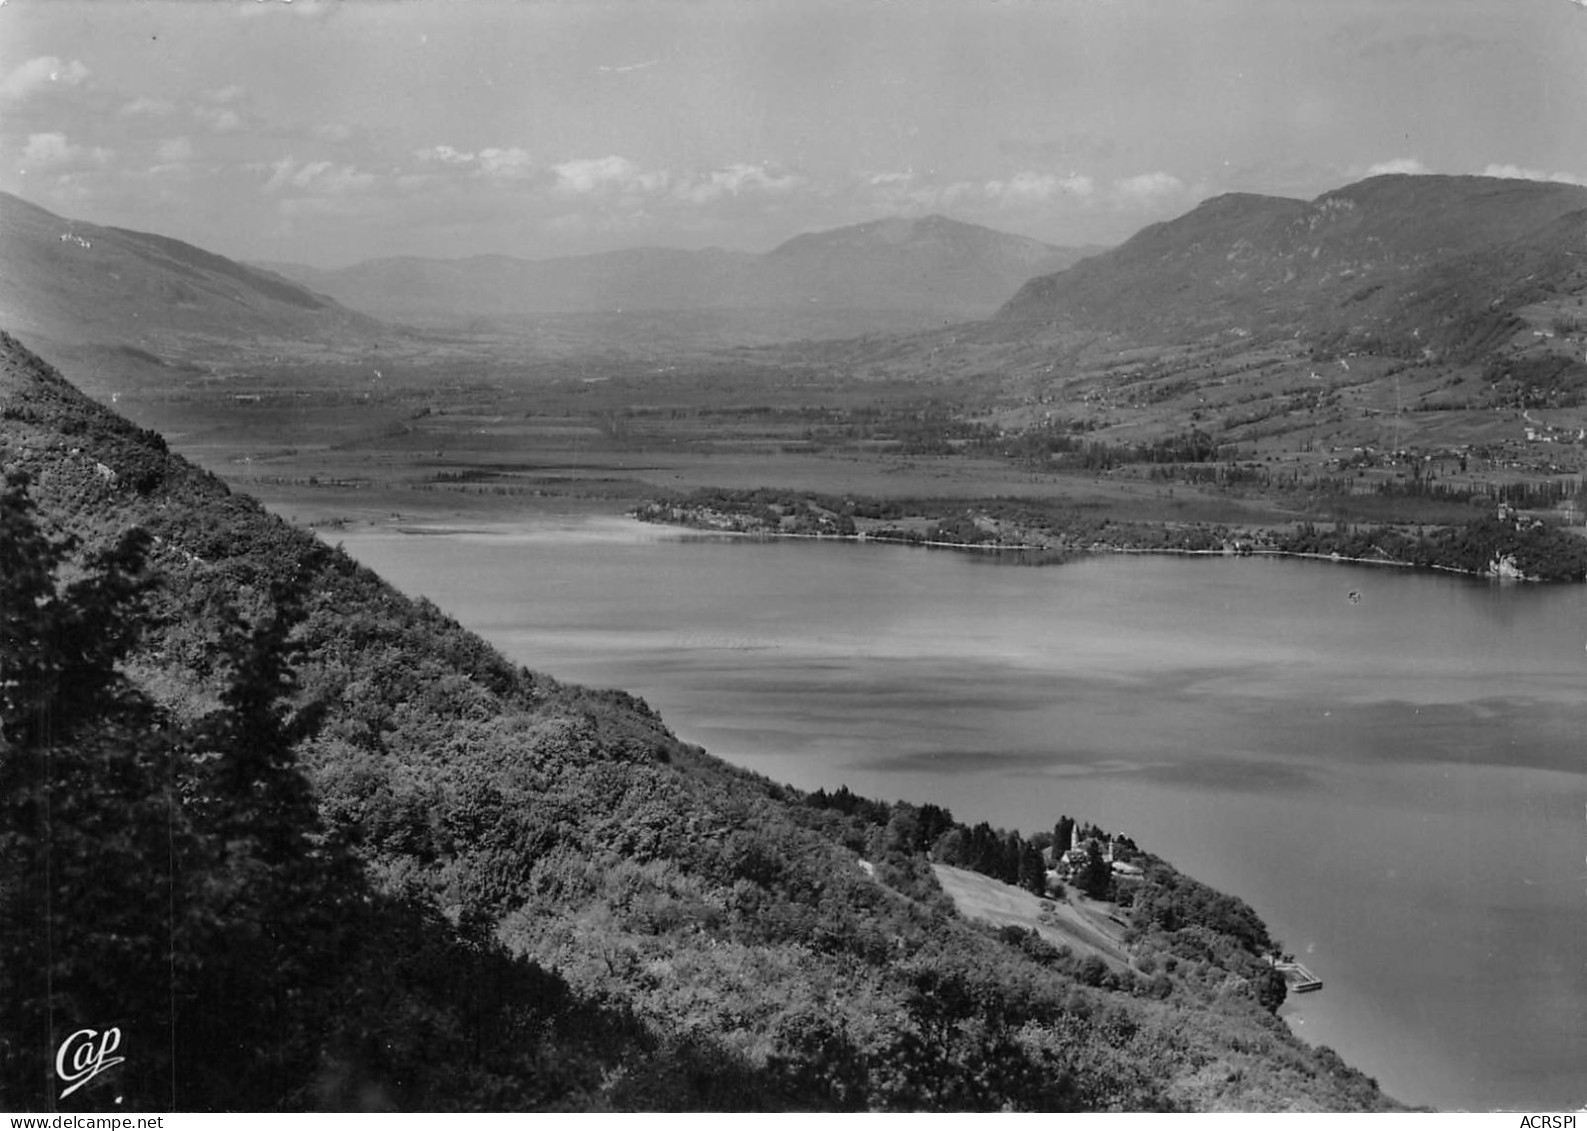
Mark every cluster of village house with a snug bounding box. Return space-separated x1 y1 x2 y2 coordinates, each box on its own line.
1522 423 1586 444
1050 835 1144 884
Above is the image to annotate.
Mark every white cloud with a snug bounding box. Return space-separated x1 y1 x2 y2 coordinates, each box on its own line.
415 145 476 165
857 169 945 209
394 172 442 193
119 96 174 118
194 106 243 133
1112 171 1187 205
1059 174 1096 198
18 132 112 170
262 156 305 191
980 171 1097 206
1481 163 1587 188
853 169 1057 215
0 56 89 101
413 144 536 180
309 164 375 195
156 137 195 163
21 133 73 168
673 162 800 204
205 84 246 105
985 171 1059 205
311 122 355 143
952 168 1180 213
262 156 375 195
476 147 535 179
552 155 668 197
1365 157 1430 176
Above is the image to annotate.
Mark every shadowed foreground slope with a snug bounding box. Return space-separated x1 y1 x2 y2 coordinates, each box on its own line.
0 331 1400 1112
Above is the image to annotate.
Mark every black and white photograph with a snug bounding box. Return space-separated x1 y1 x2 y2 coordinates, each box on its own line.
1 0 1583 1115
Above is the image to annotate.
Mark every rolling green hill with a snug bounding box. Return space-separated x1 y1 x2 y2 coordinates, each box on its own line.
0 192 381 353
0 329 1404 1111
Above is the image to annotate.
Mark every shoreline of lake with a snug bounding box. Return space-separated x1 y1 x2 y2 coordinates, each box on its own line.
323 516 1587 1111
633 495 1587 582
637 515 1531 580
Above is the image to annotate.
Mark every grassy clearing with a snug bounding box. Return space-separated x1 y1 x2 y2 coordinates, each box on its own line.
932 863 1132 970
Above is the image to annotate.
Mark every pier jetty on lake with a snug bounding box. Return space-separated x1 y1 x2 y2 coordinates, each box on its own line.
1274 959 1324 994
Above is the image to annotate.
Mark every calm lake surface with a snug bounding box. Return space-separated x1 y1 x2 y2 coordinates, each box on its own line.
330 517 1586 1112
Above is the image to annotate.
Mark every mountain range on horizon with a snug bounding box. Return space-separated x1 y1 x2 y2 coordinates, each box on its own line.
257 212 1103 331
5 172 1587 380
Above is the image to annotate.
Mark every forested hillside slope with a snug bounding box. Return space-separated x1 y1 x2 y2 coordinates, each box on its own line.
997 174 1587 360
0 331 1400 1112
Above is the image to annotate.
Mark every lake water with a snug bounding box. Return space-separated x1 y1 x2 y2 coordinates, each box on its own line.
328 517 1586 1112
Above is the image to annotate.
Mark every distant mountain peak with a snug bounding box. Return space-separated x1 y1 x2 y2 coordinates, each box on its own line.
768 212 1059 258
253 212 1101 331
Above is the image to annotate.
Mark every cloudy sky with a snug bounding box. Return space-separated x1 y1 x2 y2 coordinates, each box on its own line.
2 0 1585 267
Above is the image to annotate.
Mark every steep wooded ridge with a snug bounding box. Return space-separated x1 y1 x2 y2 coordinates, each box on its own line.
0 331 1399 1112
261 214 1097 328
998 175 1587 359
